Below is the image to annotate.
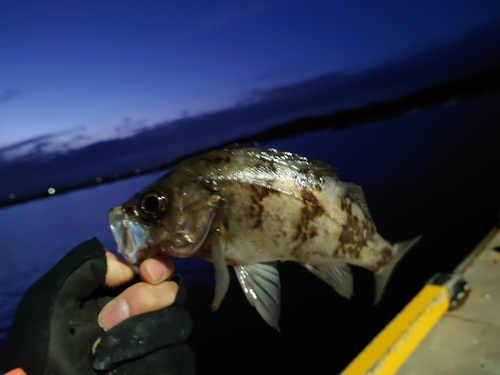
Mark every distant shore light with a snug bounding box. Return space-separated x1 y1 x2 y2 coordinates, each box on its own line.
48 188 56 194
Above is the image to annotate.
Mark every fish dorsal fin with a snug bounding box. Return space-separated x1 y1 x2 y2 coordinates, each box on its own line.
344 182 372 221
304 263 353 298
234 262 281 329
307 159 340 180
256 148 340 180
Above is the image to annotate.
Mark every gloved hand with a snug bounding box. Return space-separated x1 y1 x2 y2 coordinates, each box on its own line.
0 238 195 375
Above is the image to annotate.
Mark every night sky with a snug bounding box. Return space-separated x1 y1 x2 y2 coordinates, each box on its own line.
1 2 500 374
2 0 500 150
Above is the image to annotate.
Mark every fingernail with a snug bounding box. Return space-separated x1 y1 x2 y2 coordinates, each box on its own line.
98 299 130 331
92 338 102 354
146 260 167 282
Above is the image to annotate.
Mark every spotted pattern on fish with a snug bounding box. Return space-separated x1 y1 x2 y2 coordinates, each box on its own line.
334 192 377 261
201 155 231 166
248 185 272 229
293 191 324 245
376 247 393 268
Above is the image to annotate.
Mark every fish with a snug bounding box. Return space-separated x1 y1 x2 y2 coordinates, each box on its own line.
108 147 421 329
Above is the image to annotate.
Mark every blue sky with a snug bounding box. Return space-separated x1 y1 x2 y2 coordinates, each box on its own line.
2 0 500 150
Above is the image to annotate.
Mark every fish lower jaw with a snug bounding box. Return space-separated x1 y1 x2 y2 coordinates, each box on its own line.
119 249 144 268
120 245 160 268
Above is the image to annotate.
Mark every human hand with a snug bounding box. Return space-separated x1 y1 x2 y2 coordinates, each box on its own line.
0 238 195 375
97 252 178 331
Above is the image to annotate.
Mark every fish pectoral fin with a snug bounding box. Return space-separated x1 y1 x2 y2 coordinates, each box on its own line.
304 263 353 298
234 262 281 330
211 234 230 311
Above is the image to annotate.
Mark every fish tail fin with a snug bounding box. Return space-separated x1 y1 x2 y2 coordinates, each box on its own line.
374 234 423 305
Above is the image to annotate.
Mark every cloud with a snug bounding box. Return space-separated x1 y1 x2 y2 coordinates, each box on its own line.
0 89 20 106
114 117 149 137
1 18 500 203
0 126 89 162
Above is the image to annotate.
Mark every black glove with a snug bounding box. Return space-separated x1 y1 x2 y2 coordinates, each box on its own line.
0 238 195 375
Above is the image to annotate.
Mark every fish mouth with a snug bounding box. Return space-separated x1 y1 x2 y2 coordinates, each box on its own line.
108 206 148 267
108 205 216 265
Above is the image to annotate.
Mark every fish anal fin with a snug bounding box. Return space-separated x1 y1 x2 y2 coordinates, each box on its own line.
304 263 353 298
234 262 281 329
344 182 372 221
374 234 423 304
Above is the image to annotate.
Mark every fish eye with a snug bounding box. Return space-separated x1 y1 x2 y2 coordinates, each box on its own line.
139 192 166 219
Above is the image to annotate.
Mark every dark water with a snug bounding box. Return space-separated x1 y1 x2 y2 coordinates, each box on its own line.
1 96 499 374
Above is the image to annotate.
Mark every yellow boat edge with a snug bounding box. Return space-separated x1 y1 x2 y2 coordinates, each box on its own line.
340 283 450 375
340 227 500 375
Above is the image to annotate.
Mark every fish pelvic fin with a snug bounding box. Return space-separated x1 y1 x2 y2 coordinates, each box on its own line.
304 263 353 298
234 262 281 329
374 234 423 305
